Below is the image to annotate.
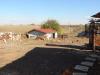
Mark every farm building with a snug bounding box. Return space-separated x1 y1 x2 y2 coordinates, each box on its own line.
27 29 57 40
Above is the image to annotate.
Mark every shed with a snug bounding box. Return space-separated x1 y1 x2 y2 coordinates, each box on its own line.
88 12 100 51
27 29 57 40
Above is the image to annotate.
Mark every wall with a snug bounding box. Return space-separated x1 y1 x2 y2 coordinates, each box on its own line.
45 33 53 40
54 32 58 38
28 30 58 40
45 32 58 39
27 30 45 39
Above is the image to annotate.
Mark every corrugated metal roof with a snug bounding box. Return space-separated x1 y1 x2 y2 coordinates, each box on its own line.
92 12 100 18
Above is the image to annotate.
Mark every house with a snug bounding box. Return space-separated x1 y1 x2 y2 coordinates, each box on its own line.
27 29 57 40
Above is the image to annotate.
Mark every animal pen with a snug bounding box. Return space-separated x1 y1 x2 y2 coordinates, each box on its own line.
88 12 100 51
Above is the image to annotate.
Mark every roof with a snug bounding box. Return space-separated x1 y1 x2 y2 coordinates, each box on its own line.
28 29 56 33
91 12 100 18
95 19 100 22
89 19 100 22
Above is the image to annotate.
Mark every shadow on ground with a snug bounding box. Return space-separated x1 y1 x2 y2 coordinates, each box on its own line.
46 43 100 51
0 47 87 75
46 43 88 50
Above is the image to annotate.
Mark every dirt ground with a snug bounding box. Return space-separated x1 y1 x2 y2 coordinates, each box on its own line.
0 37 90 74
0 37 89 75
0 25 95 75
0 39 46 68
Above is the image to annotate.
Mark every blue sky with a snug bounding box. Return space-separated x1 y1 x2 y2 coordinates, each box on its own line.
0 0 99 25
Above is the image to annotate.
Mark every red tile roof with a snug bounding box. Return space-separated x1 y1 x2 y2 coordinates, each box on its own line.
34 29 56 33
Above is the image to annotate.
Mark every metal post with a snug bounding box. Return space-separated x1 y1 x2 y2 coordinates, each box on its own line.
92 21 96 52
89 20 96 52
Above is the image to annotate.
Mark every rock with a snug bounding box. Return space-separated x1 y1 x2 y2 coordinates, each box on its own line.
74 65 89 72
81 61 94 67
90 54 100 58
72 72 87 75
85 57 96 62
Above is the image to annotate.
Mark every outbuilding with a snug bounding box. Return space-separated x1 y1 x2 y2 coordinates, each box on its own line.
88 12 100 51
27 29 57 40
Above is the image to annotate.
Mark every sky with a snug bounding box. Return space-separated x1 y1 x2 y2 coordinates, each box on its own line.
0 0 99 25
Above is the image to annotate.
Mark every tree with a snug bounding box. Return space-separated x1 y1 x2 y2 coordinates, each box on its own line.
41 20 60 32
58 27 65 35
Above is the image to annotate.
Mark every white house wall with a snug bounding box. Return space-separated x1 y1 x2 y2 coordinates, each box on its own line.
28 34 37 39
45 33 53 40
28 30 58 40
45 32 58 39
54 32 58 38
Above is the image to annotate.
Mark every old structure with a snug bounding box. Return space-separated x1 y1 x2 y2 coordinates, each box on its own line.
0 32 21 43
27 29 58 40
89 12 100 51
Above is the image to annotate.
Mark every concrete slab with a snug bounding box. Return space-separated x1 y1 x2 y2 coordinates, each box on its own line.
74 65 89 72
90 54 100 58
81 61 94 67
73 72 87 75
85 57 96 62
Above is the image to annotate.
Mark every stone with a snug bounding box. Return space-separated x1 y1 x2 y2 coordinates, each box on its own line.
74 65 89 72
72 72 87 75
81 61 94 67
85 57 96 62
90 54 99 58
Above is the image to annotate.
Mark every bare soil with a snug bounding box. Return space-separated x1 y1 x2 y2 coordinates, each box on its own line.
0 25 94 75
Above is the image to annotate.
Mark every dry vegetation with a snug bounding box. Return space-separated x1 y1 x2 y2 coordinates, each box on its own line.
61 25 85 37
0 25 40 34
0 25 89 75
